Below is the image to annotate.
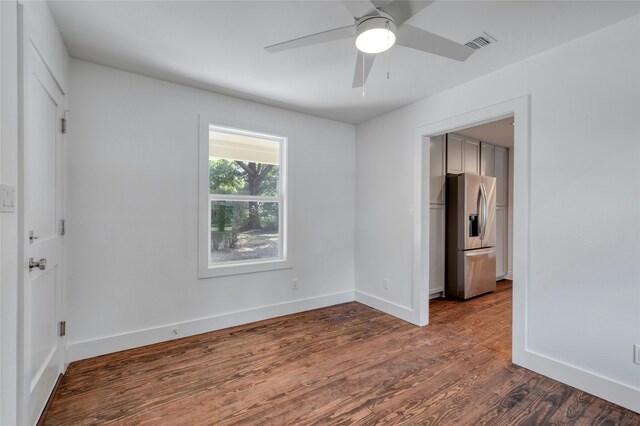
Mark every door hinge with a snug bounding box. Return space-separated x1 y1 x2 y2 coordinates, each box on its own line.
61 110 69 134
59 321 66 337
60 219 66 236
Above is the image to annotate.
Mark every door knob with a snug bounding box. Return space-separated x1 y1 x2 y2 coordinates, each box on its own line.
29 258 46 271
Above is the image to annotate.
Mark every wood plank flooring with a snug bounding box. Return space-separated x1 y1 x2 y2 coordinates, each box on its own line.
42 281 639 425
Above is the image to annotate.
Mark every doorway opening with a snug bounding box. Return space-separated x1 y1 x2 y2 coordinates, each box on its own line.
412 95 530 366
428 116 514 357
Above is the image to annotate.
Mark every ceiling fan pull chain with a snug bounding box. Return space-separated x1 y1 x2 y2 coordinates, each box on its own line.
386 20 390 80
362 52 365 97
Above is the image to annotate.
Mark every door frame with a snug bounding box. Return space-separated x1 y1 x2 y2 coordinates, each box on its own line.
412 95 530 367
17 5 68 425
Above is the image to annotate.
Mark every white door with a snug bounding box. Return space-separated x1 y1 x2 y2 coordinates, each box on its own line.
21 27 65 425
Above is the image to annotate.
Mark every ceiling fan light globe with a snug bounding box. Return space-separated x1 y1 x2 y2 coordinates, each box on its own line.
356 29 396 54
355 16 396 54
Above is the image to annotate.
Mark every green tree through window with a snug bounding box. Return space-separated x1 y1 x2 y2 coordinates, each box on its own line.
209 160 279 232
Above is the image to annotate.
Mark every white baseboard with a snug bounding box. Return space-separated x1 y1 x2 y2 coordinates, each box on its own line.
67 290 355 362
355 290 415 324
67 287 639 415
429 291 443 300
516 348 640 413
505 271 513 280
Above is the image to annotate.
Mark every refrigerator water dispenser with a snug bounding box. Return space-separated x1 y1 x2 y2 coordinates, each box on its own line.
468 214 480 237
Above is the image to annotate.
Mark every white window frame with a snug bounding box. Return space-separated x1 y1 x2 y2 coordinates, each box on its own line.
198 115 292 278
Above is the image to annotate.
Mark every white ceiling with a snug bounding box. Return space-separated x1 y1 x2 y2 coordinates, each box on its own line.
47 0 640 124
458 117 514 148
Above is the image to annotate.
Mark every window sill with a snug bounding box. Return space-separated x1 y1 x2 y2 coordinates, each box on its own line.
198 258 293 278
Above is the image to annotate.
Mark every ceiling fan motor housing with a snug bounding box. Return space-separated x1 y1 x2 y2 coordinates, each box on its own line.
355 13 397 54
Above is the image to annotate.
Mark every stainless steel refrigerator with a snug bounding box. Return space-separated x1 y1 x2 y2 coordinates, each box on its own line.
445 173 497 299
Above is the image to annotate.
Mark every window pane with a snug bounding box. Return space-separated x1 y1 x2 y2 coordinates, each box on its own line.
209 160 279 197
209 129 280 197
210 201 280 264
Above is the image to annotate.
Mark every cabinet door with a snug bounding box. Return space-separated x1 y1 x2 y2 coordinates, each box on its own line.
496 206 507 279
446 134 464 174
495 146 508 206
480 142 495 177
429 204 445 295
429 135 446 204
464 138 480 175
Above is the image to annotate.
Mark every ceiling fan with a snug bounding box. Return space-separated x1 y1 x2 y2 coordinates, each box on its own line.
265 0 475 88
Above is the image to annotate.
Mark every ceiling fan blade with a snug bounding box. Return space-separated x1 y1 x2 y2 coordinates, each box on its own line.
396 24 474 61
383 0 434 25
352 51 376 88
265 25 355 53
342 1 378 19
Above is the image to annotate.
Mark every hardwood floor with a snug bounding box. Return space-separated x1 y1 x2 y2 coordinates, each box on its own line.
42 281 639 425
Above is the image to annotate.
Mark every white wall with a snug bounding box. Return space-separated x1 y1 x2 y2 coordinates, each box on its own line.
66 60 356 360
356 14 640 411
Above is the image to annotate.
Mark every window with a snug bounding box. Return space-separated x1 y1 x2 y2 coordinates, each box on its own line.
199 119 290 278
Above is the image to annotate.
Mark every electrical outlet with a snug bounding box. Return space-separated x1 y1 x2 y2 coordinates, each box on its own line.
383 278 390 290
172 328 179 336
634 344 640 365
291 278 299 290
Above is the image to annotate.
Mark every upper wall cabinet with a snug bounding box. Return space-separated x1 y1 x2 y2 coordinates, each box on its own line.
495 146 508 206
480 142 495 177
429 135 446 204
464 138 480 175
446 134 464 175
446 134 479 175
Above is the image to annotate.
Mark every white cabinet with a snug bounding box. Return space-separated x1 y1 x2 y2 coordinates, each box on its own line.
464 138 480 175
446 134 464 174
495 146 508 206
429 136 446 296
429 204 445 295
447 134 479 175
496 206 508 279
429 135 446 204
480 142 495 177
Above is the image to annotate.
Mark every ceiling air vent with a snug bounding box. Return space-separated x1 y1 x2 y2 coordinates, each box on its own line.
465 32 497 50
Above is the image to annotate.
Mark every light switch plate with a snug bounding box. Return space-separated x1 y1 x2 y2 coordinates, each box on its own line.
0 184 16 213
634 344 640 365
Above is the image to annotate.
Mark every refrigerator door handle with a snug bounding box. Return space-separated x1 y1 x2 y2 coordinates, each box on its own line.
476 186 483 238
480 183 488 240
464 248 495 256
